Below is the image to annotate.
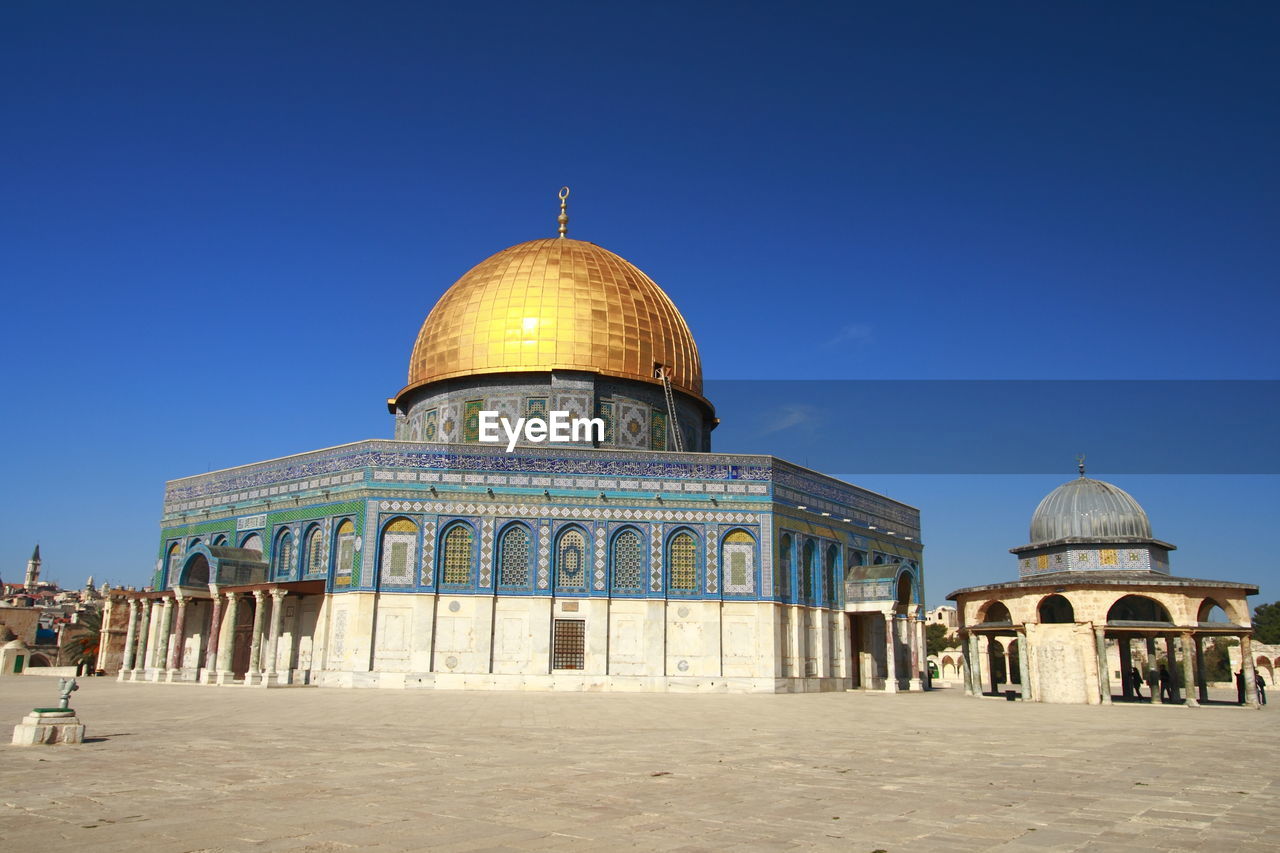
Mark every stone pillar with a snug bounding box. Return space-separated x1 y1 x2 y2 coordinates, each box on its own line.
118 599 139 681
966 632 981 695
832 612 849 682
916 615 928 689
1146 637 1161 704
215 592 240 685
247 590 267 685
1016 633 1031 701
1194 635 1209 703
168 598 189 677
265 589 287 685
1181 632 1199 708
1001 643 1014 693
132 598 152 677
1164 635 1180 703
907 606 922 691
1094 628 1112 705
883 611 898 693
1118 637 1133 699
202 593 223 683
1242 634 1259 708
152 599 174 681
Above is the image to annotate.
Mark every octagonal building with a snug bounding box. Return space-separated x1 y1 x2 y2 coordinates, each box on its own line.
101 199 929 694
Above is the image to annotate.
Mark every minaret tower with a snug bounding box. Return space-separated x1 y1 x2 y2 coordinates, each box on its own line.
24 545 41 589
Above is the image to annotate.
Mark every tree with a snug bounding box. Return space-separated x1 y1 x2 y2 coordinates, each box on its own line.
926 623 953 657
60 611 102 674
1254 602 1280 645
1202 637 1238 682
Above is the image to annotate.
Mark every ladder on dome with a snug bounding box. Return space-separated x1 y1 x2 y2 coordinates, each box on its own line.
656 365 685 452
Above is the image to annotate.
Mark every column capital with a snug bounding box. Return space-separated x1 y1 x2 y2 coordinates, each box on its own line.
270 587 287 602
252 589 266 602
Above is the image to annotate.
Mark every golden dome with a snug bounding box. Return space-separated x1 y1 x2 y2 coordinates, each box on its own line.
397 238 704 403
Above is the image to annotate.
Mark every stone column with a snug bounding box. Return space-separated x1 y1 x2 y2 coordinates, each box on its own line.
265 589 287 685
1094 628 1112 705
1001 643 1014 693
1146 637 1162 704
1194 635 1208 703
907 605 922 691
202 593 223 683
118 599 139 681
152 599 174 681
1181 632 1199 708
1118 637 1133 699
832 612 849 682
247 590 267 685
133 598 152 677
1164 635 1180 703
916 615 928 689
215 592 240 685
1242 634 1259 708
168 598 189 677
964 632 979 695
1016 632 1031 701
883 611 898 693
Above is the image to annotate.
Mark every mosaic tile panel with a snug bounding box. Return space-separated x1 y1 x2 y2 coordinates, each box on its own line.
598 401 615 444
380 520 417 586
420 518 437 585
705 523 719 594
537 522 550 589
650 524 663 592
423 409 439 441
723 529 756 594
593 524 606 591
479 518 494 587
463 400 483 443
556 527 587 591
650 411 667 452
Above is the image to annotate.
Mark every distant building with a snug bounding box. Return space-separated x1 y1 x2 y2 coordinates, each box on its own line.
949 468 1260 706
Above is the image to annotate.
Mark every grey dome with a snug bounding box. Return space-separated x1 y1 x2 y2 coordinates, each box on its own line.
1029 477 1152 544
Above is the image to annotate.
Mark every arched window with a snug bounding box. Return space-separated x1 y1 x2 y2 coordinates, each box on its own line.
896 572 914 607
667 530 697 593
556 528 586 591
380 518 418 586
211 534 227 546
826 544 840 607
497 525 531 588
981 601 1011 624
188 538 202 549
440 523 473 587
333 520 355 585
274 530 295 578
1197 598 1231 624
778 533 793 598
722 529 755 594
611 528 644 593
165 544 181 584
304 526 325 577
1038 594 1075 623
800 540 815 603
240 533 263 554
1107 595 1172 623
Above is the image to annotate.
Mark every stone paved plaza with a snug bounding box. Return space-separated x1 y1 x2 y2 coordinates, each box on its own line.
1 679 1276 852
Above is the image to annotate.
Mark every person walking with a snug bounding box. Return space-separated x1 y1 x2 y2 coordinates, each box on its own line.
1236 670 1245 705
1130 666 1144 699
1257 673 1267 706
1159 665 1172 701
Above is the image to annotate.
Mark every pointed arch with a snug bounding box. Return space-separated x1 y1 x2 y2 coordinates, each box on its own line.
379 516 418 586
333 519 356 585
825 543 840 607
554 525 588 592
666 527 699 594
610 526 645 594
496 522 533 589
777 532 793 599
438 521 475 587
239 532 263 554
721 528 756 595
303 524 326 577
800 539 816 603
273 528 295 579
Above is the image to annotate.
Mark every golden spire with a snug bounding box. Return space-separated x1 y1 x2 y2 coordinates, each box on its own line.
557 186 570 238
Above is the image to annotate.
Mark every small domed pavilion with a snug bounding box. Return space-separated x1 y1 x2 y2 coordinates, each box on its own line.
948 464 1261 706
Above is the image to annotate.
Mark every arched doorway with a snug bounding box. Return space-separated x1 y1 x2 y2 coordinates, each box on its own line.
1038 594 1075 623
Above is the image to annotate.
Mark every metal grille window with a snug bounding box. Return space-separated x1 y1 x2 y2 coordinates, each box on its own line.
778 534 792 598
723 529 755 593
801 540 815 602
826 545 840 606
334 520 355 584
442 524 473 586
306 527 325 575
556 529 586 589
668 531 697 592
611 529 643 592
498 525 531 587
275 531 294 577
552 619 585 670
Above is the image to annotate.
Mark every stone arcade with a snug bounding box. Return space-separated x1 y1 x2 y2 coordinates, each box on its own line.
101 197 929 693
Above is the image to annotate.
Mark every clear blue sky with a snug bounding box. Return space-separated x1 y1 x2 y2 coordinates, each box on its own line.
2 3 1276 604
